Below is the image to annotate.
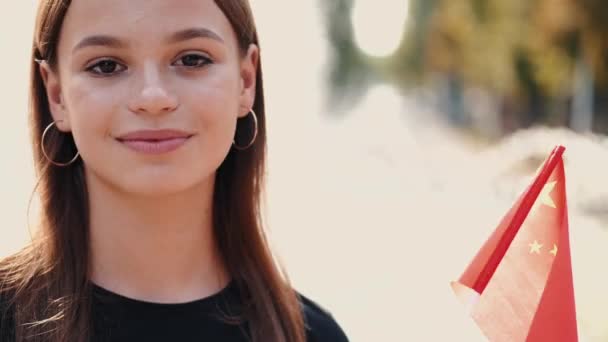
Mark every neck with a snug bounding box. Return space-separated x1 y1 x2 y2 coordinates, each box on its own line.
87 170 229 303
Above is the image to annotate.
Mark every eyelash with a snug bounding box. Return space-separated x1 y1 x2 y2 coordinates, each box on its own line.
85 53 213 76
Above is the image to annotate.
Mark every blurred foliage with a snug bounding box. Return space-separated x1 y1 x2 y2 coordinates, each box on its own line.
319 0 372 114
323 0 608 134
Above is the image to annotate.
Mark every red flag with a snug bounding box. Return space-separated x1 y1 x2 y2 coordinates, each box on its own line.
451 145 578 341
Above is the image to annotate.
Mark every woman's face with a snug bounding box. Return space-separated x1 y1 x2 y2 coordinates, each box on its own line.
41 0 258 196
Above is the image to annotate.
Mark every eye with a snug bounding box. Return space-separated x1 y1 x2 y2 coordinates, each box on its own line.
174 53 213 68
86 59 126 76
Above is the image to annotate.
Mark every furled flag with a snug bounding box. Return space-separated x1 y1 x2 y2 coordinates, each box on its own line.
451 145 578 341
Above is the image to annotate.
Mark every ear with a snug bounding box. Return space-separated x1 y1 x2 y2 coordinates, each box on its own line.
39 62 71 132
238 44 259 118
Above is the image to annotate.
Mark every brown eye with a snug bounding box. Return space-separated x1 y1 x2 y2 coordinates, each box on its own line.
175 54 212 68
87 59 126 76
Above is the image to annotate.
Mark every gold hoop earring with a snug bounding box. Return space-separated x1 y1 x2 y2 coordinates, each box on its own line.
233 109 258 151
41 120 80 167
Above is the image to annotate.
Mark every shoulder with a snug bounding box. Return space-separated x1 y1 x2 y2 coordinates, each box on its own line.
297 292 349 342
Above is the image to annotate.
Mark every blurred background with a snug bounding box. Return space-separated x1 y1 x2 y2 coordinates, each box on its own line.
1 0 607 341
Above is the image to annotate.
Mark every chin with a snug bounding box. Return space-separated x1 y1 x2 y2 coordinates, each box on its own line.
124 170 213 197
83 147 221 198
87 164 213 198
124 179 194 197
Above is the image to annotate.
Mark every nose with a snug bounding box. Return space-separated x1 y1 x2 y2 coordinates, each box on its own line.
128 63 178 115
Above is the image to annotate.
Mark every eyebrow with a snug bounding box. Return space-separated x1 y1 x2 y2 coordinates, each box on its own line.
72 28 224 54
72 35 126 53
167 28 224 45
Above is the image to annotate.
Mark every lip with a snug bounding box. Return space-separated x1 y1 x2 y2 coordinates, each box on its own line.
117 129 193 141
116 129 194 155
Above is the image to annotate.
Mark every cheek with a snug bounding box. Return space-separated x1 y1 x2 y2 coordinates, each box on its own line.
184 73 241 151
64 81 118 155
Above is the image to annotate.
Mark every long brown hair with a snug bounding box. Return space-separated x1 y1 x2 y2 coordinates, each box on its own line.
0 1 306 341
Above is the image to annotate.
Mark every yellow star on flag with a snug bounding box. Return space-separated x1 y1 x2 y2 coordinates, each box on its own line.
538 181 557 208
529 240 543 254
549 244 558 256
531 181 557 215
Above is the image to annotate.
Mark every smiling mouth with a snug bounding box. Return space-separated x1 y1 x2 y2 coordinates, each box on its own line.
117 136 193 154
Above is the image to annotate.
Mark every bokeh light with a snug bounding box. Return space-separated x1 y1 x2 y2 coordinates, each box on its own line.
352 0 409 58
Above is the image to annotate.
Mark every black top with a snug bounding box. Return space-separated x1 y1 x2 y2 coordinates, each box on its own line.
0 281 349 342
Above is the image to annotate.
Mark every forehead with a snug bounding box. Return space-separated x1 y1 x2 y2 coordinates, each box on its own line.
59 0 236 49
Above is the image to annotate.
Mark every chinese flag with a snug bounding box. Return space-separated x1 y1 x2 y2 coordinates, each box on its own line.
451 146 578 341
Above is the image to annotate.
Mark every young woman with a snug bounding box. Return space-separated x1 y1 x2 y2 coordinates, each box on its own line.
0 1 349 341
